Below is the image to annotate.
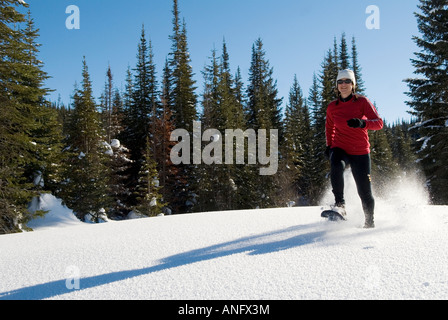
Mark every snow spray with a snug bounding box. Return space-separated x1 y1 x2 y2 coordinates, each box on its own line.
320 169 432 228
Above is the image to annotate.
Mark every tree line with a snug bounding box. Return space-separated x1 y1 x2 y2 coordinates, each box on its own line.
1 0 434 234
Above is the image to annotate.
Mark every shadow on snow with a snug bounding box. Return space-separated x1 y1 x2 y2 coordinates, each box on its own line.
1 222 327 300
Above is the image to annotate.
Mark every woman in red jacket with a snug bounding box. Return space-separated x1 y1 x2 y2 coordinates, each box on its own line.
325 69 383 228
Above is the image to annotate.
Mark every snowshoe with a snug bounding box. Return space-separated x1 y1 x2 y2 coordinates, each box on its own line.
321 210 347 222
321 203 347 222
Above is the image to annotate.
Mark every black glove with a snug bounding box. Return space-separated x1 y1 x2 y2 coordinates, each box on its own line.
347 118 366 128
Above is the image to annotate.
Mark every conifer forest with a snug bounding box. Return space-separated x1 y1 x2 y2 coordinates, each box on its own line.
1 0 447 234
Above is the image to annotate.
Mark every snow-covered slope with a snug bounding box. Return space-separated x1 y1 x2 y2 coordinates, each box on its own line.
1 174 448 300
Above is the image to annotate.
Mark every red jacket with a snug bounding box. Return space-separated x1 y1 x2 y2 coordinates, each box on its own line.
326 95 383 155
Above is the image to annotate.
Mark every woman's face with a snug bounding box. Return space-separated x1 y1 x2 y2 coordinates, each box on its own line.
337 79 353 98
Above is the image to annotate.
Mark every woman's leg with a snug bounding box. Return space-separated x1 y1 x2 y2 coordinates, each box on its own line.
330 148 349 206
349 153 375 228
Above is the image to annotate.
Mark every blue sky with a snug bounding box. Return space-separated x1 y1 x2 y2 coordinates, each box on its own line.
25 0 420 122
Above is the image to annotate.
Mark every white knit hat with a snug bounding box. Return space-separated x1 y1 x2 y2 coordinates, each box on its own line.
336 69 356 88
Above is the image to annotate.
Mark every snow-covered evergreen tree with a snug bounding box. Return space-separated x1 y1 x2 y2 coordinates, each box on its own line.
405 0 448 204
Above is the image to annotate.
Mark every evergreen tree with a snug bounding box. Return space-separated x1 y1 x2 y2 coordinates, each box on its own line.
51 96 71 136
21 11 63 196
369 122 398 196
308 73 322 126
168 0 198 213
279 76 318 206
99 65 118 144
298 101 317 204
120 26 159 207
0 2 61 233
198 41 247 212
351 36 366 95
284 76 304 172
169 0 198 131
132 25 159 150
311 49 338 203
98 68 129 218
282 76 306 204
231 66 255 210
339 33 350 70
0 0 31 233
219 40 245 130
111 88 124 138
247 38 283 132
389 120 417 173
307 73 327 204
246 38 283 208
198 48 221 212
58 58 111 222
122 66 134 115
404 0 448 204
153 60 181 214
321 48 339 107
201 48 221 129
43 102 66 196
108 138 132 219
234 67 246 113
217 41 246 210
134 137 165 216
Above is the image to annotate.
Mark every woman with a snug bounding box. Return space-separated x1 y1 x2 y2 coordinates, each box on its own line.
325 69 383 228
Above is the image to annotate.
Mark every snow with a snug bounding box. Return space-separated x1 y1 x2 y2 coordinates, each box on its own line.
26 194 83 231
110 139 120 149
103 141 113 156
1 175 448 300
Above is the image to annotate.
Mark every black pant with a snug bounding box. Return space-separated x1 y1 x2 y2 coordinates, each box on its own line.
330 147 375 216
